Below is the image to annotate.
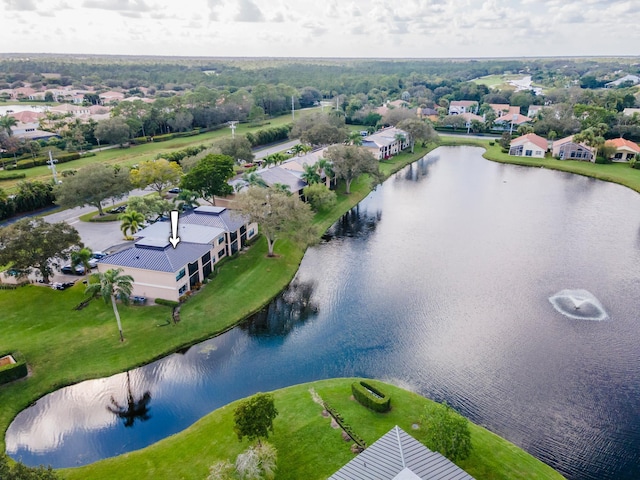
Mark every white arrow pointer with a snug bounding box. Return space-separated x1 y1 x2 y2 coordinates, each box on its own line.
169 210 181 248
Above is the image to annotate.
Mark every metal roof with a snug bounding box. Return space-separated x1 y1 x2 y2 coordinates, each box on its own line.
98 241 212 273
256 166 307 192
181 208 247 232
135 222 225 244
329 426 474 480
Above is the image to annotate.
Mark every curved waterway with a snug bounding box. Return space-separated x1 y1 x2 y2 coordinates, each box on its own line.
7 147 640 479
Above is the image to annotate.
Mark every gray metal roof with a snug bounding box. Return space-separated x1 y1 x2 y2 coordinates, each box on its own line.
98 241 212 273
181 208 247 232
135 222 225 244
256 166 307 192
329 426 474 480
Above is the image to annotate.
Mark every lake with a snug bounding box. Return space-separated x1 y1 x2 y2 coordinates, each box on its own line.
7 146 640 479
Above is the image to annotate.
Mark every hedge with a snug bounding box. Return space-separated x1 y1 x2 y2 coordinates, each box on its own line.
0 351 28 385
0 172 26 180
351 380 391 413
155 298 179 307
11 152 85 170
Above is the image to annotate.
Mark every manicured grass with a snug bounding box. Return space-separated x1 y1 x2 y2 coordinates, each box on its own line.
0 109 317 192
440 136 640 194
61 378 563 480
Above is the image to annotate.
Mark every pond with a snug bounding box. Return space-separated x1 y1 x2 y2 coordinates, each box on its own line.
7 147 640 480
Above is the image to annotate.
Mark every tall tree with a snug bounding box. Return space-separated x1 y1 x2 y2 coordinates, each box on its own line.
397 118 438 153
181 154 235 205
54 163 132 216
85 268 134 342
0 218 81 283
234 187 316 257
0 115 17 136
233 393 279 444
325 144 381 194
213 137 255 163
129 159 183 197
95 117 131 147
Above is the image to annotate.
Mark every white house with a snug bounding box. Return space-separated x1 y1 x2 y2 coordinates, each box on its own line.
552 135 594 161
448 100 478 115
362 127 409 160
509 133 547 158
605 138 640 162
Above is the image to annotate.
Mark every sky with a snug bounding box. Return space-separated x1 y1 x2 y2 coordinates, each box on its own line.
1 0 640 58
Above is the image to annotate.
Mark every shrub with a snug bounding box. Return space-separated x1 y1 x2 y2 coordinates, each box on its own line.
155 298 179 307
151 133 175 142
131 136 150 145
0 351 28 385
595 156 612 164
351 380 391 413
0 172 26 180
488 141 495 146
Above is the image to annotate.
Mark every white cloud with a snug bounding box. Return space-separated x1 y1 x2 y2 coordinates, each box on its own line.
0 0 638 57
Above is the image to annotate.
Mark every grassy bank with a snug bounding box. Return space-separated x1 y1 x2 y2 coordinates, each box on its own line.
440 135 640 194
62 378 563 480
0 145 431 456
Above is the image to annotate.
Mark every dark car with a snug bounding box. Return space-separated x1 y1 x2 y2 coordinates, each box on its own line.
108 205 127 214
61 265 85 275
168 187 182 194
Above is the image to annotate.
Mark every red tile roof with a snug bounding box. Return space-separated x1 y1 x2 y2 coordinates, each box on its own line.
511 133 548 151
605 138 640 153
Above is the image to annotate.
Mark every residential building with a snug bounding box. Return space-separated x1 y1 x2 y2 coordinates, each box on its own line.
527 105 543 118
362 126 409 160
509 133 547 158
488 103 516 117
552 136 594 161
605 75 640 88
622 108 640 117
98 207 257 302
329 426 474 480
99 91 126 104
49 104 91 116
253 166 307 196
605 138 640 162
448 100 478 115
494 113 532 132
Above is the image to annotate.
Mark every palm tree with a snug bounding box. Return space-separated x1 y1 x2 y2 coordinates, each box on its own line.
299 144 312 155
301 164 321 185
85 268 134 342
348 131 363 146
0 115 17 136
315 158 334 188
119 210 145 239
71 247 93 281
107 372 152 427
242 172 268 188
292 144 305 156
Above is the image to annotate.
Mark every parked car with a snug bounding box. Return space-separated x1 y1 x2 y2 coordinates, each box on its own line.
88 258 99 268
108 205 127 214
61 264 85 275
168 187 182 194
91 251 107 259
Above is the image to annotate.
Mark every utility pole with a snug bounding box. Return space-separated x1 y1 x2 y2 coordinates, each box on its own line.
291 95 295 121
228 120 238 139
47 150 58 184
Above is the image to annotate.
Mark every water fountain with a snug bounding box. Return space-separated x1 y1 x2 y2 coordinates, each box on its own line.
548 289 608 321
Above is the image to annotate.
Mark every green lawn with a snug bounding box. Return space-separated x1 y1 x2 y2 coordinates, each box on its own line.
61 379 563 480
0 110 315 192
440 136 640 194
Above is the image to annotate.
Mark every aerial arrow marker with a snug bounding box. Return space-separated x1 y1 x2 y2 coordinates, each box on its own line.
169 210 181 248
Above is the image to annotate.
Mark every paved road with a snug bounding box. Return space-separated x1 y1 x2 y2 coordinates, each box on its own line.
253 139 300 159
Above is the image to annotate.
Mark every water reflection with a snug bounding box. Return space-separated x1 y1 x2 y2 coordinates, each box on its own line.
401 155 436 182
240 280 318 338
107 372 152 428
323 204 381 240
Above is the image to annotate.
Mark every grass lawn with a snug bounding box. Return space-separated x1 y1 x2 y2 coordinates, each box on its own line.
0 109 316 192
440 136 640 194
61 378 563 480
0 144 431 452
470 74 522 89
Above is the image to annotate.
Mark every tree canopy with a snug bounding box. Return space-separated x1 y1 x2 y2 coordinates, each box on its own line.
181 154 235 205
325 144 381 194
0 218 81 283
54 163 132 215
234 186 316 257
396 118 439 152
421 402 472 462
95 117 131 146
129 159 183 196
233 393 279 443
290 112 348 146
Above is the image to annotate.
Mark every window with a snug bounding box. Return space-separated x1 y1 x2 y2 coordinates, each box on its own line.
201 252 211 264
178 284 187 295
218 250 226 259
248 228 255 238
176 268 186 281
188 261 198 276
217 236 225 245
525 150 533 157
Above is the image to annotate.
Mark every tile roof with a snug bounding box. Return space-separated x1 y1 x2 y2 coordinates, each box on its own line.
495 113 532 125
98 241 211 273
450 100 478 107
511 133 548 151
605 137 640 152
329 426 474 480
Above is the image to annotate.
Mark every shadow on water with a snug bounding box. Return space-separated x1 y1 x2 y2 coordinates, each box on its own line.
240 280 319 338
322 204 382 241
106 372 152 428
401 155 437 182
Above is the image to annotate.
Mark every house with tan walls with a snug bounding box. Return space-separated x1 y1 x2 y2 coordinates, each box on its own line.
605 138 640 162
362 126 409 160
552 136 594 161
97 207 257 302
